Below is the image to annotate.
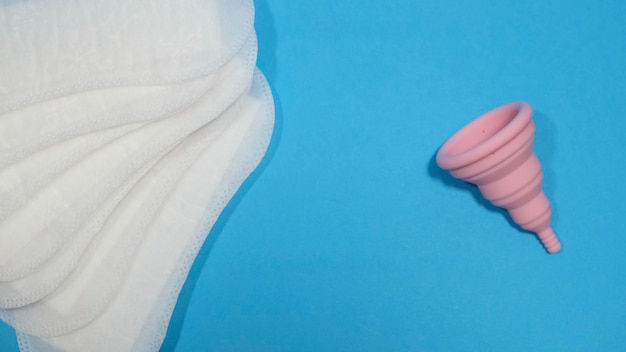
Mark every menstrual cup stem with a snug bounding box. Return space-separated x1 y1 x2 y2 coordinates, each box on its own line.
537 228 561 254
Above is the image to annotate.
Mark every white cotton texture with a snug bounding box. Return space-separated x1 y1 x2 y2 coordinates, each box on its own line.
16 70 274 352
0 0 255 113
0 0 274 350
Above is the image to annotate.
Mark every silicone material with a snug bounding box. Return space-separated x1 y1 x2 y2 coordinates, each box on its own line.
436 102 561 254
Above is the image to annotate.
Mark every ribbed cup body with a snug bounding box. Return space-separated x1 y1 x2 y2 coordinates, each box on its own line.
437 102 561 253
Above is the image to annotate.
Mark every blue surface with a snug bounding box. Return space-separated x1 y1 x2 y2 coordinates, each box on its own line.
2 0 626 351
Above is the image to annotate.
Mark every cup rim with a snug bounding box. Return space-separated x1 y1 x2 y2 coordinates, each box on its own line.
436 101 532 170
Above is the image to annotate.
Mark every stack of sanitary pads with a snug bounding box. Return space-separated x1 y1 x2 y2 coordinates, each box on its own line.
0 0 274 350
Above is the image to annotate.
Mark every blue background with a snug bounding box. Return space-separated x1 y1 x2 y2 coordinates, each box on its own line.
2 0 626 351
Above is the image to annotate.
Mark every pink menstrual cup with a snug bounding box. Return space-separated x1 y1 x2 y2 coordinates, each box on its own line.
436 102 561 254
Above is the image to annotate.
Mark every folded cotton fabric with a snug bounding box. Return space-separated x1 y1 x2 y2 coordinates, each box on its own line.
0 33 258 282
0 0 255 113
0 0 275 350
16 70 274 352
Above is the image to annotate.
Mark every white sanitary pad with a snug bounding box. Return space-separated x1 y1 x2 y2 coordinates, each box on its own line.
0 0 274 350
16 70 274 352
0 0 255 113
